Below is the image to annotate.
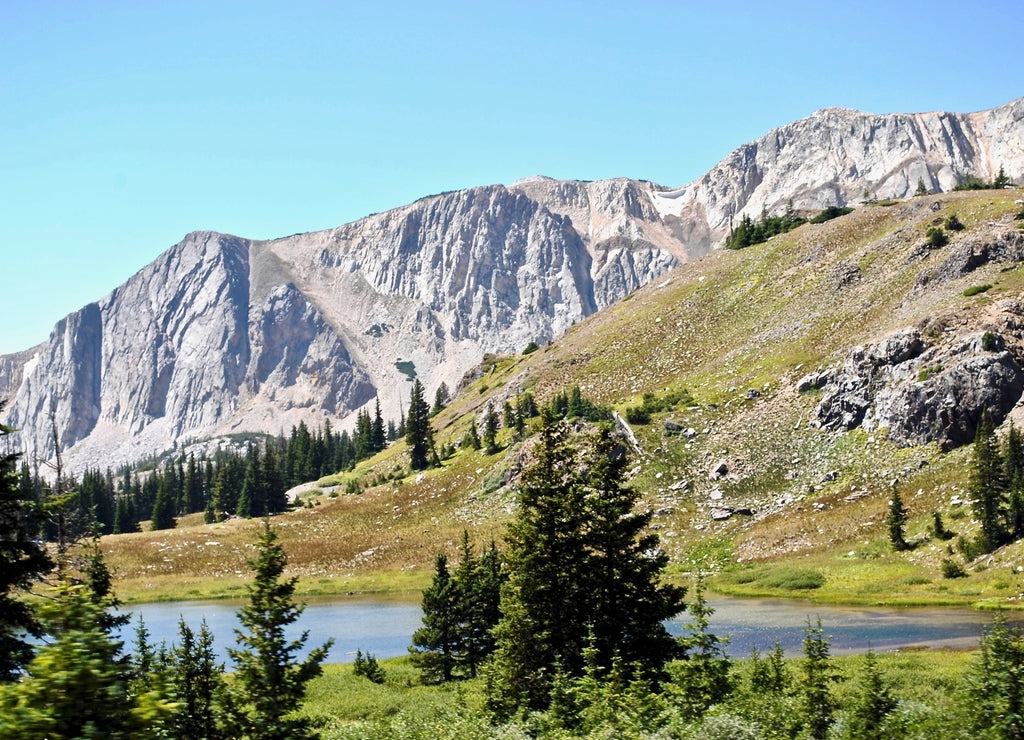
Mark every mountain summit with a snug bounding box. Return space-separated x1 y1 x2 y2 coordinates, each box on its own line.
2 98 1022 471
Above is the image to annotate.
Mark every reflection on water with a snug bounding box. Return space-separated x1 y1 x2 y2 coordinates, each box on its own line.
121 593 1024 663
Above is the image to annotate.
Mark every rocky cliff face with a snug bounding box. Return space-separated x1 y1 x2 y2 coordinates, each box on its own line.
3 98 1023 471
650 97 1024 252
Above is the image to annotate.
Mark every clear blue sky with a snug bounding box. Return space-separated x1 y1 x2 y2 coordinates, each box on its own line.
1 0 1021 355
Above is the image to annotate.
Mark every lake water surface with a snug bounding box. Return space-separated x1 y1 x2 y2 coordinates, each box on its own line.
122 594 1024 664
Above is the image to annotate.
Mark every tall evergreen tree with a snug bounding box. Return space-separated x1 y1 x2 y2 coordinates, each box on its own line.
371 397 387 453
488 414 685 716
410 553 460 683
150 470 178 531
886 486 909 551
971 411 1007 553
262 443 287 515
168 618 224 740
801 618 836 740
237 445 266 519
966 614 1024 739
354 409 373 460
184 453 205 514
454 536 504 678
482 401 500 455
406 379 434 471
0 405 53 681
222 520 333 740
1004 424 1024 540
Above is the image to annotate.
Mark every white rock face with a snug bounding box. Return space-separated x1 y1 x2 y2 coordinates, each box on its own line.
652 97 1024 250
3 98 1023 470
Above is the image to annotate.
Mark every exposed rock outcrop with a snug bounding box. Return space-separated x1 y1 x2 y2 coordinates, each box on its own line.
915 229 1024 288
814 328 1024 450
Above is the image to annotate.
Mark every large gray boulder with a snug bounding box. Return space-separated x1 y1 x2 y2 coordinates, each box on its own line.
815 328 1024 450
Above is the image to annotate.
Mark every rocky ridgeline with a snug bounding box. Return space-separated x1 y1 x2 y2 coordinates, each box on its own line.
2 99 1024 470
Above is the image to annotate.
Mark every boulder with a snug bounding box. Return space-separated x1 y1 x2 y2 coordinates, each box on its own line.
815 328 1024 450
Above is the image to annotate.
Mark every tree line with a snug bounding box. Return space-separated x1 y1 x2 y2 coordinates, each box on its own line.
11 391 430 536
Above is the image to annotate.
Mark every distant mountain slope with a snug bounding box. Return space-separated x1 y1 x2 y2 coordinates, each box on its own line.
2 98 1023 471
651 97 1024 253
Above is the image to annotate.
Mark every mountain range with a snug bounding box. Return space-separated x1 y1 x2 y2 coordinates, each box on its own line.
3 97 1023 472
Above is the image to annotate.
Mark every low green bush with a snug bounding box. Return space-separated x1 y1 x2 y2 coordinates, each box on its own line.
926 226 948 248
941 559 967 579
964 284 993 297
809 205 854 224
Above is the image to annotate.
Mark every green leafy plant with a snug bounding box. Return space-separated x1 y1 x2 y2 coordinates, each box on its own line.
964 284 993 297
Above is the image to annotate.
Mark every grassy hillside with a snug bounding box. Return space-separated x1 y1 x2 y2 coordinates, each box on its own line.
100 189 1024 606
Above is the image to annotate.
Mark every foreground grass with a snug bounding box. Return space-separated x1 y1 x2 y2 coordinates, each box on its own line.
297 650 972 739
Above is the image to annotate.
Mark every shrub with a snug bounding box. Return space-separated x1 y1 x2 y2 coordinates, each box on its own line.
942 558 967 579
625 406 651 424
765 568 826 590
809 205 854 224
1015 208 1024 221
964 284 993 297
925 226 948 248
982 331 1001 351
944 213 965 231
353 649 385 684
394 360 417 380
522 340 540 355
932 511 955 540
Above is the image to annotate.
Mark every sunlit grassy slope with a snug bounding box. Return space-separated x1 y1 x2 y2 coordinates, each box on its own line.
101 190 1024 606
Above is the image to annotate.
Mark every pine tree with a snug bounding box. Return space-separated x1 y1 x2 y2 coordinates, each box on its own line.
237 445 267 519
966 615 1024 739
451 533 504 678
410 553 460 683
580 424 685 672
462 422 481 451
222 519 333 740
0 549 172 737
887 486 909 551
488 414 685 716
406 379 434 471
482 401 500 455
0 405 53 681
184 453 205 514
971 411 1007 553
262 442 287 514
845 649 897 740
150 470 178 531
1005 424 1024 540
371 397 387 453
801 618 836 740
168 618 224 740
354 408 372 460
431 383 449 416
994 165 1012 189
668 576 732 719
